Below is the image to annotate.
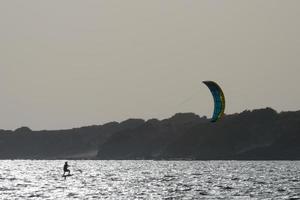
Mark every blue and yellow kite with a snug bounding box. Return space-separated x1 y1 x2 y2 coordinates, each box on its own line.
203 81 225 122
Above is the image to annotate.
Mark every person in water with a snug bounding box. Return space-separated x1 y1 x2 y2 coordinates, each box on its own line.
63 161 70 175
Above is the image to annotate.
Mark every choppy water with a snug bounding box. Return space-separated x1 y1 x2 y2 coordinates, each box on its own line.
0 160 299 199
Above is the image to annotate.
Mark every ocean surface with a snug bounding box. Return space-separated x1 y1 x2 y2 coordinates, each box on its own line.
0 160 299 199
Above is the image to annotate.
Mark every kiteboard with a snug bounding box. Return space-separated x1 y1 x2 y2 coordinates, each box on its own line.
62 174 73 178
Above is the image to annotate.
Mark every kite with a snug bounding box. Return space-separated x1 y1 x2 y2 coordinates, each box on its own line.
203 81 225 122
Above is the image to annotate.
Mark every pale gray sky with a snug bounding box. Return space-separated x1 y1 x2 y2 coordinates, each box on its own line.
1 1 299 130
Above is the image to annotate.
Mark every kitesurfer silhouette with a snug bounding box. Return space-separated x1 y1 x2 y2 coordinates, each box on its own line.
63 161 70 175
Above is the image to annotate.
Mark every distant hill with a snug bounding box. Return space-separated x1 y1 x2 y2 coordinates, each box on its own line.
0 108 299 160
0 119 144 159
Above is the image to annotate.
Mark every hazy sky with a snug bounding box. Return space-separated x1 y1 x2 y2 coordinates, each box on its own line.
1 1 299 130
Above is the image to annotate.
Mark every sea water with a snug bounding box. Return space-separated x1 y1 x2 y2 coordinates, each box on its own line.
0 160 299 199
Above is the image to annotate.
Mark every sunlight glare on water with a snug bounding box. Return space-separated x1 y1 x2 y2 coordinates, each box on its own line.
0 161 299 199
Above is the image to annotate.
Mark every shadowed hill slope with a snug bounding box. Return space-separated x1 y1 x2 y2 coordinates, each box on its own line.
0 119 144 159
0 108 299 160
97 108 300 160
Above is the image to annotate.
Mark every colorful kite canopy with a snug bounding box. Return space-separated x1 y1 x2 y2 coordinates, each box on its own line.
203 81 225 122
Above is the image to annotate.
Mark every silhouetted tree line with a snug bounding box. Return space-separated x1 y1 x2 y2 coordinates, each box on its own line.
0 108 299 160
